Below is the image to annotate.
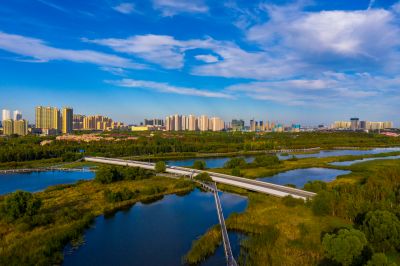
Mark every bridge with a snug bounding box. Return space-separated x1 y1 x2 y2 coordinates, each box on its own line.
0 167 92 174
84 156 315 265
84 156 316 200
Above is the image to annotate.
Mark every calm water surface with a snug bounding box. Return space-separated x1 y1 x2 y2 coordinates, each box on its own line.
166 147 400 168
330 155 400 166
258 168 351 188
63 189 247 266
0 170 94 195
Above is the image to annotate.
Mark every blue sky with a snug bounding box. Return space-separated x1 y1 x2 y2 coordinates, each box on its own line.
0 0 399 126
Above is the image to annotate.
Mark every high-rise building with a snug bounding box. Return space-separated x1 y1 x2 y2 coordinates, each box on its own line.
250 119 256 132
35 106 61 131
14 119 28 136
2 109 11 122
73 114 85 130
2 119 13 135
165 115 174 131
210 117 224 131
173 114 182 131
13 110 22 121
199 115 209 131
350 118 359 131
62 107 73 134
188 115 197 131
232 119 244 131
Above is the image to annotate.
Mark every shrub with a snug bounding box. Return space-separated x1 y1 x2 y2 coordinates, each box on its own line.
0 190 42 221
193 160 206 170
155 161 166 173
322 228 367 266
194 172 213 183
366 253 396 266
104 188 136 203
304 180 327 193
252 155 280 167
281 195 304 207
224 157 246 169
311 191 335 216
231 167 241 176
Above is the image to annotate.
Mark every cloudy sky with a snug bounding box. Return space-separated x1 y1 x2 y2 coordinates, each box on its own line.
0 0 399 126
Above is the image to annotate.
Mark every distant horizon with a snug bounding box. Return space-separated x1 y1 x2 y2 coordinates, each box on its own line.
1 0 399 127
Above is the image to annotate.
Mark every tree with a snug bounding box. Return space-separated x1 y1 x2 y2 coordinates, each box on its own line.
366 253 396 266
322 228 367 266
311 190 335 216
0 190 42 221
194 172 213 183
155 161 166 173
193 160 206 170
95 166 114 184
304 180 327 193
361 210 400 252
252 155 280 167
224 157 247 169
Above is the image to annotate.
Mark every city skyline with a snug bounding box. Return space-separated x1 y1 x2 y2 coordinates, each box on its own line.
1 1 400 126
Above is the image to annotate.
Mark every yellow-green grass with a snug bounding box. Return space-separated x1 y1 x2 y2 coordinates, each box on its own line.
185 191 350 265
0 176 195 265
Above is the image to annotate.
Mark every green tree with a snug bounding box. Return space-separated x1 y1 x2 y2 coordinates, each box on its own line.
195 172 213 183
366 253 396 266
155 161 166 173
193 160 206 170
95 166 114 184
224 157 247 169
311 190 335 216
322 228 367 266
252 155 280 167
0 190 42 221
304 180 327 193
361 210 400 252
231 167 241 176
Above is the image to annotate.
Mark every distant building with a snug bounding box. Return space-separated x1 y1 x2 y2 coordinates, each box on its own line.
250 119 256 132
13 110 22 121
3 119 13 135
14 119 28 136
62 107 73 134
73 114 85 130
35 106 61 132
231 119 244 131
350 118 359 131
199 115 209 131
2 109 11 122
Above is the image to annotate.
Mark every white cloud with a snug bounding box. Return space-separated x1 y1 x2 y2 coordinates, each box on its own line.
107 78 233 99
0 31 143 69
113 3 135 14
152 0 208 16
194 54 219 63
247 6 400 63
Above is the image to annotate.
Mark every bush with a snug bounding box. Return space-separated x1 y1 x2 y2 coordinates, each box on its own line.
0 190 42 221
231 167 242 176
361 210 400 252
155 161 166 173
311 190 335 216
252 155 280 167
322 228 367 266
194 172 213 183
193 160 206 170
95 165 153 184
104 188 137 203
281 195 304 207
224 157 247 169
366 253 396 266
304 180 327 193
95 166 120 184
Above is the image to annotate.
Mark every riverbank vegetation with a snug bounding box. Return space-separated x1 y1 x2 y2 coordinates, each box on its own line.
0 176 195 265
1 132 400 166
185 159 400 265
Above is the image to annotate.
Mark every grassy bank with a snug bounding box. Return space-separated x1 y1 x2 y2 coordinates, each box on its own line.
0 176 195 265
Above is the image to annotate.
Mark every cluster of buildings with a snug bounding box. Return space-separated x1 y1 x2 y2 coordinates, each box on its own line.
164 115 225 132
332 118 394 131
1 109 28 136
0 106 126 136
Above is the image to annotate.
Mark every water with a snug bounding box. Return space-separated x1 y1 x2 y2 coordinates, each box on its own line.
166 156 254 168
165 147 400 168
278 147 400 160
330 155 400 166
258 168 351 188
0 171 94 195
63 189 248 266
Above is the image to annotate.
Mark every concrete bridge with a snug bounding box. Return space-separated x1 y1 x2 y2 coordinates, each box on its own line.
84 156 316 200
